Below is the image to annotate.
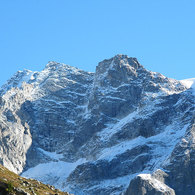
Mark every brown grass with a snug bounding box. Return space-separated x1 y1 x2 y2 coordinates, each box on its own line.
0 164 72 195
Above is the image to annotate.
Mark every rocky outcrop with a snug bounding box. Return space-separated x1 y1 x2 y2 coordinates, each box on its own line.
163 118 195 195
124 118 195 195
125 172 175 195
0 55 194 195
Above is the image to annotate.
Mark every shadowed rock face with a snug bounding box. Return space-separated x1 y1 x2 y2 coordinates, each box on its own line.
164 119 195 195
125 118 195 195
0 55 194 195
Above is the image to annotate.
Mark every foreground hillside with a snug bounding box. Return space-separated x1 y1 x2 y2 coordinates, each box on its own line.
0 164 71 195
0 54 194 194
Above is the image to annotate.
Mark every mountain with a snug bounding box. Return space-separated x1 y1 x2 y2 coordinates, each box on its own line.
0 54 194 195
0 164 70 195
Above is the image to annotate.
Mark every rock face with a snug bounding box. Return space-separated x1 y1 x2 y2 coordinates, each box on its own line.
125 171 175 195
0 54 194 195
164 119 195 195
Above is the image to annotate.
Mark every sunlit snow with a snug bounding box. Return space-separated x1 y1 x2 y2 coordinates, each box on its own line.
180 78 195 95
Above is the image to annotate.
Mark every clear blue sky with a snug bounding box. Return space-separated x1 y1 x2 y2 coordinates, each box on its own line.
0 0 194 87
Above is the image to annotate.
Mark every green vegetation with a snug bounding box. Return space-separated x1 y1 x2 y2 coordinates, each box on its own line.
0 164 72 195
6 182 14 193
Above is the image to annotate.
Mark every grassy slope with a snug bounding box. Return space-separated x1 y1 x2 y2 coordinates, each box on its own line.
0 164 71 195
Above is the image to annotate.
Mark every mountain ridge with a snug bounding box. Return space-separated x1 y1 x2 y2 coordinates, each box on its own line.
0 55 194 195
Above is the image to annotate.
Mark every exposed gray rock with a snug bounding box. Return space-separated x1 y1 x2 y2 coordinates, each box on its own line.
124 173 175 195
124 118 195 195
162 118 195 195
0 54 194 195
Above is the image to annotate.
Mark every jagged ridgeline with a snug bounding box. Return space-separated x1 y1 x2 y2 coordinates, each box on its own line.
0 54 194 195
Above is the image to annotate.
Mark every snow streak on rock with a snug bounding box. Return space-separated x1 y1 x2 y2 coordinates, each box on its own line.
0 55 194 195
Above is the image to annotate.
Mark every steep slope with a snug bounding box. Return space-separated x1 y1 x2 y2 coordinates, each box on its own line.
0 62 94 173
125 118 195 195
0 164 70 195
0 55 194 195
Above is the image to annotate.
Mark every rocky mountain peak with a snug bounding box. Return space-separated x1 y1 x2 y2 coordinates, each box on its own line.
0 69 33 96
112 54 141 69
44 61 90 79
45 61 62 70
0 55 194 195
94 54 144 88
96 54 142 75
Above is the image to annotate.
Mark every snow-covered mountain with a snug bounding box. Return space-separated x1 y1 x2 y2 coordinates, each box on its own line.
0 54 194 195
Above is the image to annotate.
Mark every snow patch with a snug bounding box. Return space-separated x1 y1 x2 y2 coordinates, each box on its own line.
98 136 145 161
21 158 86 190
98 110 138 142
37 148 64 160
98 122 189 168
180 78 195 95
